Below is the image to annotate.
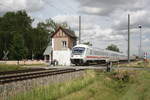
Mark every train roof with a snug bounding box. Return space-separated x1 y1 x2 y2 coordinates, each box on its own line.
73 44 89 48
73 44 126 56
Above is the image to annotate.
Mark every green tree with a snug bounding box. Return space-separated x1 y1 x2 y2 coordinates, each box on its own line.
83 42 92 46
9 33 27 60
25 22 50 59
106 44 120 52
0 10 32 60
0 10 69 60
45 18 58 34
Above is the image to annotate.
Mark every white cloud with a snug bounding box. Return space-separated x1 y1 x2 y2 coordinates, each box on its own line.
0 0 45 13
53 14 127 53
80 7 103 15
0 0 149 55
143 38 150 43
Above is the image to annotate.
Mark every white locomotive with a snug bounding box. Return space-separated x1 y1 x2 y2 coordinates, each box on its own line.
70 44 134 65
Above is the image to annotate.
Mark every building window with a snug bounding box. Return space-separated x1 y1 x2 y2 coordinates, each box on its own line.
62 41 67 48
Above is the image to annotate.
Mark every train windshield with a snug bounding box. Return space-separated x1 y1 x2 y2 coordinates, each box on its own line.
72 47 85 55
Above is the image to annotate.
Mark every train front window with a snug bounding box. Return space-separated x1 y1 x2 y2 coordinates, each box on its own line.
72 47 85 55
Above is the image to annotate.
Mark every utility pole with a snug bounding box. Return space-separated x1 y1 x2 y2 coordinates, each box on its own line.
138 25 142 58
128 14 130 63
79 16 81 44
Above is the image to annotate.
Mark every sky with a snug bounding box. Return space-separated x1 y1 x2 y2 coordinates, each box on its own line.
0 0 149 56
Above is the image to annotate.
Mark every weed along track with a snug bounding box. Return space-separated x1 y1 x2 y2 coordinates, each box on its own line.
0 68 84 84
0 68 85 100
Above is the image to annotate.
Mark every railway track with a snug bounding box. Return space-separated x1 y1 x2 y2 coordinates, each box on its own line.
0 68 47 75
0 68 83 84
0 60 139 84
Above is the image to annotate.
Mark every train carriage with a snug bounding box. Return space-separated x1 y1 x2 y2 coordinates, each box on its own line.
70 44 132 65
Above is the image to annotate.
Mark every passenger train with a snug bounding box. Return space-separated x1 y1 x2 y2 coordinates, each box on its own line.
70 44 135 65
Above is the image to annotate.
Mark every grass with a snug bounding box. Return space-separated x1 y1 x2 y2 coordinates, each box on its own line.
11 70 96 100
117 60 150 68
0 63 46 72
9 69 150 100
59 70 132 100
22 64 46 67
121 71 150 100
0 64 27 72
60 70 150 100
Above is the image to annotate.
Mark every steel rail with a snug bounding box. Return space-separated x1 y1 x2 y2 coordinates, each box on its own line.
0 68 47 75
0 69 83 84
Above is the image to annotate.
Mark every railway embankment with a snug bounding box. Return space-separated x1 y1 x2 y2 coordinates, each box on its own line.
7 70 150 100
0 69 85 100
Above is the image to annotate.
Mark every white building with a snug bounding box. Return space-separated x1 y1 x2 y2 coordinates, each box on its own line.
44 26 77 65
